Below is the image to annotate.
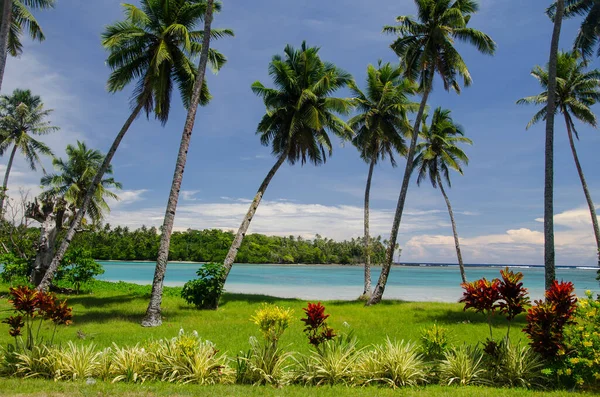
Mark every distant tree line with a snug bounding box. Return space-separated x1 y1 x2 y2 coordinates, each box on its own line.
67 225 388 265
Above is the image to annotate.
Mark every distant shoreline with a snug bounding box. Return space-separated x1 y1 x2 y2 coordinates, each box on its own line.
95 260 596 269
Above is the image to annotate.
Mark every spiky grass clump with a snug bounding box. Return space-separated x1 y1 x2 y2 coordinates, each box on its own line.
109 343 150 383
237 336 293 386
488 340 545 389
14 345 57 379
54 341 101 381
358 339 428 387
439 344 488 386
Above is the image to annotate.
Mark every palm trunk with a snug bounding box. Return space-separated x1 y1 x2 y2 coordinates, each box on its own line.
36 100 146 292
362 159 375 297
0 0 13 93
220 153 287 285
0 144 18 217
141 0 215 327
564 112 600 267
437 174 466 283
367 85 431 306
543 0 564 290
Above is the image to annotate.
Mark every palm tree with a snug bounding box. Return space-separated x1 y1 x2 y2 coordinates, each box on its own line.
368 0 495 305
517 51 600 268
37 0 231 292
413 107 472 283
348 62 417 297
218 42 354 301
548 0 600 59
0 0 56 92
28 141 121 285
542 0 566 289
0 88 57 214
142 0 232 327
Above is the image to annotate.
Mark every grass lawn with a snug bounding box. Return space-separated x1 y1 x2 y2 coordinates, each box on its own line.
0 281 586 396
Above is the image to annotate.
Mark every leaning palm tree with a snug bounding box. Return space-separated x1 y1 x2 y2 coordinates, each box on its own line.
0 0 56 92
548 0 600 59
368 0 495 305
28 141 121 285
517 51 600 268
348 62 417 297
143 0 232 327
0 88 57 214
37 0 231 292
217 42 354 301
413 108 472 283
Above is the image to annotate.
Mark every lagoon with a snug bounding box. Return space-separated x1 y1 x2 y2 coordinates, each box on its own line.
97 262 599 302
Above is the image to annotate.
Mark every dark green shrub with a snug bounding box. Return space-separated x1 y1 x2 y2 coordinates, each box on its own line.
57 248 104 293
0 253 31 285
181 263 226 310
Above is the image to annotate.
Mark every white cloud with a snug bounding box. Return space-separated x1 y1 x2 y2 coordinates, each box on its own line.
181 190 200 201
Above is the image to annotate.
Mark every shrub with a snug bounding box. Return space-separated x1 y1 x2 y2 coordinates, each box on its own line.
251 303 293 343
460 278 501 338
150 329 233 384
438 344 488 386
420 324 449 360
110 343 150 383
57 248 104 293
14 345 57 379
0 253 30 285
301 302 336 347
491 339 545 389
559 290 600 389
358 339 427 387
54 341 101 381
497 268 530 335
523 281 577 360
181 263 226 309
293 332 362 386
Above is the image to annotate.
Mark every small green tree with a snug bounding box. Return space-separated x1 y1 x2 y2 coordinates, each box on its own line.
181 263 226 310
56 248 104 293
0 252 30 285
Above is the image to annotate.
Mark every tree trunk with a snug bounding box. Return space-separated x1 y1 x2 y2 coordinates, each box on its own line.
36 100 146 292
141 0 215 327
367 85 431 306
30 215 59 286
437 174 466 283
0 0 13 93
0 144 18 217
220 153 288 284
543 0 564 290
564 112 600 267
362 158 375 297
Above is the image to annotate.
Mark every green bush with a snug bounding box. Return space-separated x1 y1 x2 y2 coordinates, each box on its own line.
420 324 450 360
57 248 104 293
181 263 226 310
0 253 31 285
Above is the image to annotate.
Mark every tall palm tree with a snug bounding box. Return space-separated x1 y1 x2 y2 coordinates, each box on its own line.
542 0 565 289
142 0 231 327
0 88 57 214
517 51 600 268
29 141 121 285
37 0 231 292
548 0 600 59
218 42 354 301
0 0 55 92
348 62 417 297
368 0 495 305
413 107 472 283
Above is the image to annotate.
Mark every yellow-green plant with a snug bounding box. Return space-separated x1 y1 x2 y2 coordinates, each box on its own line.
250 303 293 343
358 339 427 388
14 345 57 379
491 339 545 389
109 343 150 383
439 344 488 386
54 341 101 381
420 324 450 360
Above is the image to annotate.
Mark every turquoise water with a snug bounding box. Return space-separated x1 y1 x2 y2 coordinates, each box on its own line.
97 262 600 302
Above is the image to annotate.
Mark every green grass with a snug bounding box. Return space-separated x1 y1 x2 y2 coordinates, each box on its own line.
0 280 580 396
0 281 527 355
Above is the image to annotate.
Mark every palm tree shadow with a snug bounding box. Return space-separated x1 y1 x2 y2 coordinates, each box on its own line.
66 294 142 308
218 293 303 307
422 310 528 326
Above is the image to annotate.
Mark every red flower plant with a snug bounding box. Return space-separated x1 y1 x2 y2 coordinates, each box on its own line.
497 268 530 322
301 302 336 347
459 278 502 314
523 281 577 359
45 299 73 326
8 286 39 316
2 315 24 337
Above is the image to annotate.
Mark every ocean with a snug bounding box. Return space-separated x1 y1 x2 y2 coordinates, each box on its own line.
97 262 599 303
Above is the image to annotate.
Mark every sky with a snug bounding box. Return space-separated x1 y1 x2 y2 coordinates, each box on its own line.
2 0 600 266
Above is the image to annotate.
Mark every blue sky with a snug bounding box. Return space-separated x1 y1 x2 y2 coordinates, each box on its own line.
2 0 600 265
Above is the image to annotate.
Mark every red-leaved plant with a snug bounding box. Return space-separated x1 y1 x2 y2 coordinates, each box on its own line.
3 285 73 350
301 302 336 347
497 268 530 335
523 281 577 360
460 278 501 338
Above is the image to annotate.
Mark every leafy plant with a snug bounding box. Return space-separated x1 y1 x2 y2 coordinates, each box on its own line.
14 345 57 379
181 263 226 309
0 253 31 285
57 248 104 293
251 303 293 344
301 302 336 347
358 339 427 387
497 268 530 335
523 281 577 360
490 339 545 389
460 278 501 338
439 344 488 386
109 343 150 383
54 341 101 381
420 324 449 360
